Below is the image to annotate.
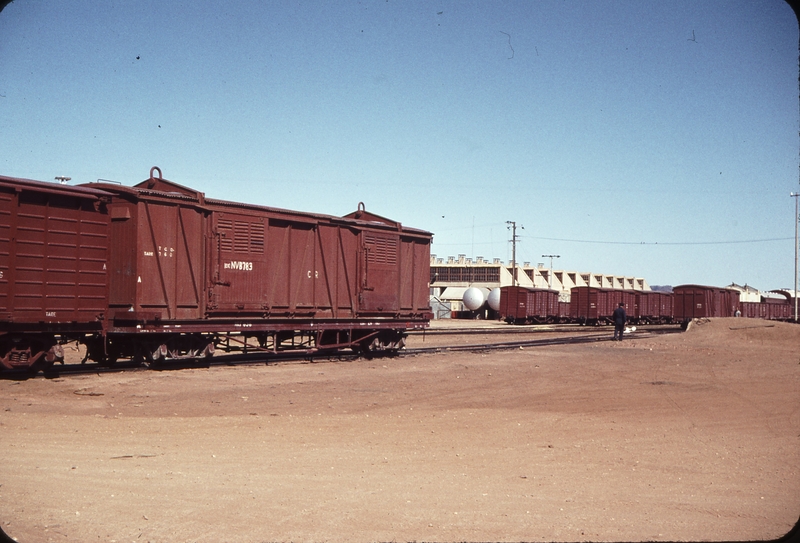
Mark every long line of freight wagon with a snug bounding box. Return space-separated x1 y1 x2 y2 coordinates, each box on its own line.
497 285 796 325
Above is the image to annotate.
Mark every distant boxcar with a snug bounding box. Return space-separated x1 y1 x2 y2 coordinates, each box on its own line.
634 290 673 324
672 285 740 320
741 294 792 321
764 297 792 320
739 301 765 319
497 286 560 324
570 287 636 325
769 290 797 321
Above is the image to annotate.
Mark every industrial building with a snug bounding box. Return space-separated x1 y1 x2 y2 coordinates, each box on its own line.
429 254 650 318
727 283 796 304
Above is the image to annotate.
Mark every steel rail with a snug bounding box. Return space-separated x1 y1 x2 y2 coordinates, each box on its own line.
2 327 682 379
402 328 680 356
410 324 681 336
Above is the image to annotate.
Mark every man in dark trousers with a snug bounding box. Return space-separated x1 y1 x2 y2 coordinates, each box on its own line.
612 302 626 341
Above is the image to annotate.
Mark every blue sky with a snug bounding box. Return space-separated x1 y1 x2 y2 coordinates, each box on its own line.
1 1 797 289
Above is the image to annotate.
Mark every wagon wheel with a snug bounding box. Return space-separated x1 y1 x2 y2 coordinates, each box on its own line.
356 337 381 359
29 356 55 374
141 344 168 368
198 341 215 359
26 342 62 373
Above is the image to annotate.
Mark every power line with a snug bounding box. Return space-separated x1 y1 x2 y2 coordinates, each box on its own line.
434 236 793 247
524 235 793 246
433 220 793 246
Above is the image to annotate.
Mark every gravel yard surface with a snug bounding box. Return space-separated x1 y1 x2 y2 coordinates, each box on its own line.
1 318 798 542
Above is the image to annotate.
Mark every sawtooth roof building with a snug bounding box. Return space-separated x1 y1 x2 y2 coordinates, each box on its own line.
430 254 650 317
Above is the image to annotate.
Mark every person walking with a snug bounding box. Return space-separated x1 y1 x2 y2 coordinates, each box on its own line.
612 302 626 341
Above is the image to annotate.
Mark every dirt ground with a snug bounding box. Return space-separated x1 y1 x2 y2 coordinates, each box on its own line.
1 318 799 542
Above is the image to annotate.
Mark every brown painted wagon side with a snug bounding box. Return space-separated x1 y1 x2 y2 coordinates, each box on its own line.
0 176 111 369
497 285 560 324
672 285 740 320
570 287 636 325
87 168 431 364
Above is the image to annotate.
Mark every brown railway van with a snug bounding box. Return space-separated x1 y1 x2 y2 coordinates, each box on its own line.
88 168 433 364
672 284 740 320
0 176 111 368
1 167 432 370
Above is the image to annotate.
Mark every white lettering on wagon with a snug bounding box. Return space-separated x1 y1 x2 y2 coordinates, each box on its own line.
144 247 175 257
224 261 253 271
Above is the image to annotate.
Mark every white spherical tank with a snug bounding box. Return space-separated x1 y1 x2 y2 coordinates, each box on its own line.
487 288 502 311
462 287 486 311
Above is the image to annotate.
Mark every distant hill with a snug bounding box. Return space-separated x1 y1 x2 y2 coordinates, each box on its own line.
650 285 673 293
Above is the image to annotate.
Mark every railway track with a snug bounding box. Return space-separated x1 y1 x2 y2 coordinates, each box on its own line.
0 349 362 379
404 325 682 356
408 323 681 336
1 325 683 379
408 324 588 336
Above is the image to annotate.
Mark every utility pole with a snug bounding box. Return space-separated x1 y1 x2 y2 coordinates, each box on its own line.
506 221 522 287
792 192 799 322
542 254 560 288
